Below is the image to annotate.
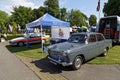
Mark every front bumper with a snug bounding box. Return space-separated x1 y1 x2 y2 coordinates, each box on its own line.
9 41 17 45
48 56 72 66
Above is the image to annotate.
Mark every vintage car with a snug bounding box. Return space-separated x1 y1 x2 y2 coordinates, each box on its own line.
9 33 50 46
47 32 112 70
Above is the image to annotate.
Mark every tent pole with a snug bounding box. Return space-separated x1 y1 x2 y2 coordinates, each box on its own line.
40 25 43 54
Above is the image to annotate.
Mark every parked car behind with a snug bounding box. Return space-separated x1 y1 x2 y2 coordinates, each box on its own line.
9 33 49 47
48 32 112 70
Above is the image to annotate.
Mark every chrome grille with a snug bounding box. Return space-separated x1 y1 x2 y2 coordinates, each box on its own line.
48 50 69 62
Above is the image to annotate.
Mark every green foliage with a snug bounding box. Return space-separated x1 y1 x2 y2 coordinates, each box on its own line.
44 0 60 18
60 8 67 21
10 6 34 28
10 22 17 34
33 7 47 20
103 0 120 16
7 34 22 40
89 15 97 26
68 9 88 26
6 0 94 31
0 10 9 33
0 10 9 23
0 22 7 33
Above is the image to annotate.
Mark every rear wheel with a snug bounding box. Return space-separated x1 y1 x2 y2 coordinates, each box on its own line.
18 42 24 47
72 56 83 70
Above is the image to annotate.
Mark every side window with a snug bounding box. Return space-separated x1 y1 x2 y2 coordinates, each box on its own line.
88 34 96 42
30 34 34 38
34 34 38 38
97 34 104 41
30 34 36 38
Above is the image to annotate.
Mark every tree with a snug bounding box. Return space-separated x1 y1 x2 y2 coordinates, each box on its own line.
103 0 120 16
68 9 88 26
44 0 60 18
60 8 67 21
0 10 9 33
0 22 7 33
10 6 34 28
33 6 48 20
89 15 97 26
10 22 17 34
0 10 9 23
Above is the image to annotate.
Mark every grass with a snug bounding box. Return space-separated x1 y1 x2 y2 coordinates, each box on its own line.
6 42 50 59
88 45 120 64
6 42 120 64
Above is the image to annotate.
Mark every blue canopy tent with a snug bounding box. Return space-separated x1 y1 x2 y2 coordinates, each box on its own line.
26 13 70 52
26 13 70 28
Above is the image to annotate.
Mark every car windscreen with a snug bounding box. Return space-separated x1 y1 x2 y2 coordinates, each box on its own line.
68 34 87 43
24 33 40 38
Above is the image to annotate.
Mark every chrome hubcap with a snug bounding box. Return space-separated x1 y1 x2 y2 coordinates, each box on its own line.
75 58 81 68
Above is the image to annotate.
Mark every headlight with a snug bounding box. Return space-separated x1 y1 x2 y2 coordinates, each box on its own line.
62 50 70 56
63 53 67 56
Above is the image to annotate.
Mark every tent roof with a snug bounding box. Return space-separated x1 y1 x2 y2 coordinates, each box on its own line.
26 13 70 28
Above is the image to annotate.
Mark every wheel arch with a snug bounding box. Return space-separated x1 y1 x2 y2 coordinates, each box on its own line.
17 41 24 46
106 46 109 51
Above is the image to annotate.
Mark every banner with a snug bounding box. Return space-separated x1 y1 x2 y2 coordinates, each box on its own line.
51 27 70 39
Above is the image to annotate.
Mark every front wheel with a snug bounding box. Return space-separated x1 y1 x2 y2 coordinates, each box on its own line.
18 42 24 47
72 56 83 70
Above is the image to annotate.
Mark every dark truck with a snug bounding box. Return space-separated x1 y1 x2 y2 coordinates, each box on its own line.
96 16 120 44
47 32 112 70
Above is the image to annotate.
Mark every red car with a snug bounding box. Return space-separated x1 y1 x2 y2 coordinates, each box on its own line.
9 33 49 46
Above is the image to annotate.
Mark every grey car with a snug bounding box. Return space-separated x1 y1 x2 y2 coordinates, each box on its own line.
48 32 112 70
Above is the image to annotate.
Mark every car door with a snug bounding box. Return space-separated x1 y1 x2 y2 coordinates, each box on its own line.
29 34 42 43
85 34 99 60
96 34 105 54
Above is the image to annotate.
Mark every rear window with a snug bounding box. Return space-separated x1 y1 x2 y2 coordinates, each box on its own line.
96 34 104 41
88 34 96 42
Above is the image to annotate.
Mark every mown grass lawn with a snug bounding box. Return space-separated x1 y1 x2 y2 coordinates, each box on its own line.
6 43 120 64
6 43 49 59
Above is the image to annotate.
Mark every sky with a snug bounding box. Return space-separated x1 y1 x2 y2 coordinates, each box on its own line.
0 0 108 20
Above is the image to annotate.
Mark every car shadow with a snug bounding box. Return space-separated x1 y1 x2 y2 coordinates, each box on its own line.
31 58 74 74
